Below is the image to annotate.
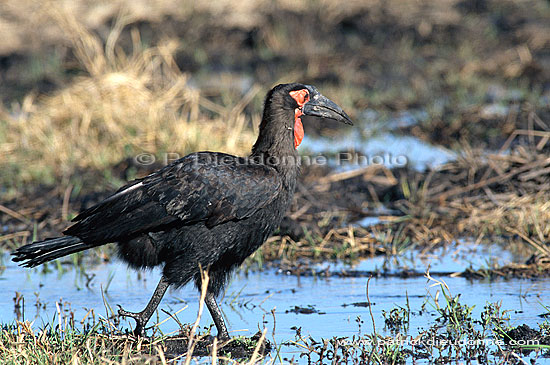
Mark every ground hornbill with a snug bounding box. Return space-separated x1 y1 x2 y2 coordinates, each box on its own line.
12 83 353 340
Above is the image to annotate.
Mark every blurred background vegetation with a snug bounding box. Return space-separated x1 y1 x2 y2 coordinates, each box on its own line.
1 0 548 188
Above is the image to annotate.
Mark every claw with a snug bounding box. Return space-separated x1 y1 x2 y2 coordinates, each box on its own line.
116 276 170 338
117 305 146 337
117 305 133 317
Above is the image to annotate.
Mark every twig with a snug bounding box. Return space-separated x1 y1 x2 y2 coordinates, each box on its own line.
518 166 550 181
316 165 396 185
184 268 209 365
156 345 167 365
366 276 376 339
0 204 30 224
509 351 530 365
505 227 550 256
0 231 31 242
499 129 550 153
434 157 550 202
62 184 73 220
247 328 267 365
211 337 218 365
159 306 188 332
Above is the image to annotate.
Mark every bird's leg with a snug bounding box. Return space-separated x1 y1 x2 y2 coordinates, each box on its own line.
118 276 170 337
205 291 230 341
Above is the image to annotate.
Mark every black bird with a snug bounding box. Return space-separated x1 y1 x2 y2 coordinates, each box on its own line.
12 83 352 340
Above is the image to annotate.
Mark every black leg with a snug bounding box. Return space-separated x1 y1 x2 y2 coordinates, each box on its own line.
205 291 230 340
118 276 170 337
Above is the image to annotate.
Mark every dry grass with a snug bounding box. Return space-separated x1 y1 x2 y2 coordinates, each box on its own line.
2 0 549 187
402 133 550 252
0 3 258 186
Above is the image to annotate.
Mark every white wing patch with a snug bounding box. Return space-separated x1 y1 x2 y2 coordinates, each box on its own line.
102 182 144 204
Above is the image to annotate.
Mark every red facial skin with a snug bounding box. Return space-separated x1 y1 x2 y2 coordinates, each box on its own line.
289 89 310 148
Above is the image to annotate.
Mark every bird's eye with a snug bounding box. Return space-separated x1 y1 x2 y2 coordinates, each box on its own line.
289 89 310 107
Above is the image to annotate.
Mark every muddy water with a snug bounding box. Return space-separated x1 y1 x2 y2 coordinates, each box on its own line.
1 245 548 356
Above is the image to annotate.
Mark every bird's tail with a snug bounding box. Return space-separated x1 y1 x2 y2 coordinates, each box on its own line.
11 236 95 268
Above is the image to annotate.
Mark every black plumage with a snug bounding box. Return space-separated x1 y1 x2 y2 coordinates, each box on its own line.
12 83 352 339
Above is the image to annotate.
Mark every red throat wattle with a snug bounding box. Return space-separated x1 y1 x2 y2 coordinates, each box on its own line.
289 89 310 149
294 109 304 148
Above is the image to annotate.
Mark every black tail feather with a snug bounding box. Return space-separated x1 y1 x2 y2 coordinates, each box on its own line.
11 236 95 268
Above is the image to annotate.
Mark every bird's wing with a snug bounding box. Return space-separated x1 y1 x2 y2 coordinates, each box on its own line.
64 152 282 243
144 152 282 227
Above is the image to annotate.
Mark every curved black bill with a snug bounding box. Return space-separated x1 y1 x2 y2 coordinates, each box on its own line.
302 94 353 125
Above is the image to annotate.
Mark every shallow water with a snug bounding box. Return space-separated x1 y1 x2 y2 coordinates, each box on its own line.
302 132 455 171
301 109 456 171
1 246 548 361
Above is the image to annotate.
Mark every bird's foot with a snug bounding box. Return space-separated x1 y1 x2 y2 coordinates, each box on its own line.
117 305 146 337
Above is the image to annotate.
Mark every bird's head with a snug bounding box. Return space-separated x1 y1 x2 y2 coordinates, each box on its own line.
256 83 353 154
286 84 353 148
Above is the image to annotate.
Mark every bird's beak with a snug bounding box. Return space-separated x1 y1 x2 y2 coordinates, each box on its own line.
302 94 353 125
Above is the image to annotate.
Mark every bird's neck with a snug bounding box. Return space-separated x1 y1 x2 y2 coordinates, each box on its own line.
250 106 300 187
251 108 299 164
